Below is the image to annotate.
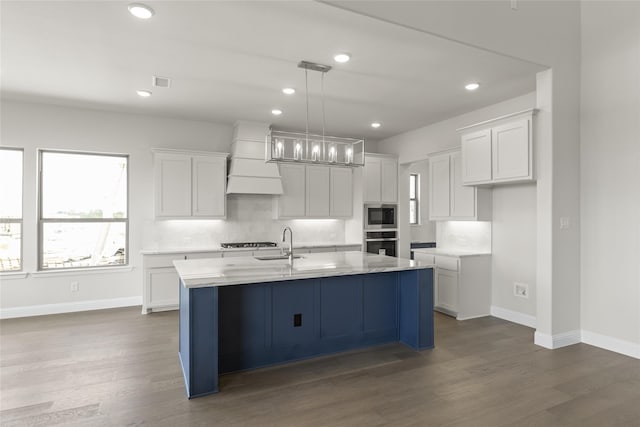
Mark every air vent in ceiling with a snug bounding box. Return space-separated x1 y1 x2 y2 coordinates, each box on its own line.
152 76 171 88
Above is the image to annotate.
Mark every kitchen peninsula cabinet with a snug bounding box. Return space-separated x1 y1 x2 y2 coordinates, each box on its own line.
364 153 398 203
414 249 491 320
153 149 228 219
459 109 535 185
429 150 491 221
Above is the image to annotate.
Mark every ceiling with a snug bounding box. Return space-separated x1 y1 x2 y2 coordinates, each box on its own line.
0 1 546 141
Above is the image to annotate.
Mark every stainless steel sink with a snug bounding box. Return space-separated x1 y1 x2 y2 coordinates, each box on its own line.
254 255 304 261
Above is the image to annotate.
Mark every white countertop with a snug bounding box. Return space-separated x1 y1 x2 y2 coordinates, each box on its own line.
141 242 362 255
174 251 433 288
411 248 491 257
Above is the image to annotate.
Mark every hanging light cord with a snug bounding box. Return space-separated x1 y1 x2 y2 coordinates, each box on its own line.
305 68 309 145
321 72 326 144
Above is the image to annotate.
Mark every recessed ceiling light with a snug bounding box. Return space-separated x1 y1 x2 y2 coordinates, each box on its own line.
333 53 351 63
271 109 283 116
465 82 480 91
128 3 154 19
282 88 295 95
136 90 152 97
371 122 381 129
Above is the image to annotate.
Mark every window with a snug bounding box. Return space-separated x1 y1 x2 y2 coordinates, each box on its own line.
39 151 128 270
409 173 419 225
0 148 23 271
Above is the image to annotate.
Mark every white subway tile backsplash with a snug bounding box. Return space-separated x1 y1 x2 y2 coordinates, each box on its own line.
143 195 345 250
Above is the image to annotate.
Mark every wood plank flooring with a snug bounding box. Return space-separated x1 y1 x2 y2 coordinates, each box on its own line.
1 308 638 426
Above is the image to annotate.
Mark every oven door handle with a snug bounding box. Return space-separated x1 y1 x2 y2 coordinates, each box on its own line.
365 238 398 242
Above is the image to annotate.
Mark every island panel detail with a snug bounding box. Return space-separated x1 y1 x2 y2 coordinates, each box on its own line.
179 269 433 399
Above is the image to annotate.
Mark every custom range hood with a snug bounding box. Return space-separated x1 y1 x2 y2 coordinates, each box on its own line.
226 121 283 195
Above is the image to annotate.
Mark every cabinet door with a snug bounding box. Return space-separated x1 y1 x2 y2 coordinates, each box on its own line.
278 164 306 218
363 156 381 203
155 154 192 218
380 158 398 203
192 155 226 218
330 167 353 217
306 165 330 217
492 119 530 181
429 154 451 219
435 268 458 314
461 128 492 184
450 151 476 218
148 267 180 310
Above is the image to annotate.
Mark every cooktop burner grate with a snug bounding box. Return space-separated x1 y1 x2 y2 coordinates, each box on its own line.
220 242 278 249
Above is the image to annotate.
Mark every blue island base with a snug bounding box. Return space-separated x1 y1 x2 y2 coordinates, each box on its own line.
179 269 433 399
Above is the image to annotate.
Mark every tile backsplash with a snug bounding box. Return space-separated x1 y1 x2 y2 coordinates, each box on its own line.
436 221 492 252
143 195 346 250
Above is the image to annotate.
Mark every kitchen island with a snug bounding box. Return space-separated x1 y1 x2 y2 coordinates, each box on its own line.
174 251 434 399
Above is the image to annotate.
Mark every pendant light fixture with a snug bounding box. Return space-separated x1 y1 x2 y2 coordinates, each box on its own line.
266 60 364 167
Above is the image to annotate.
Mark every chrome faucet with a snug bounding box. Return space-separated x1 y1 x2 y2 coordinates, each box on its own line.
282 226 293 264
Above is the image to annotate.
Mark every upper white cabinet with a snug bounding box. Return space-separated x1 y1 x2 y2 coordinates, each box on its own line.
278 164 306 218
153 149 228 219
330 167 353 217
460 110 535 185
429 150 491 221
364 154 397 203
306 165 330 217
276 165 353 219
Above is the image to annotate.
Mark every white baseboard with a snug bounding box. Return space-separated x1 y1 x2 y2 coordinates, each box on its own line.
490 305 536 328
534 329 581 349
582 330 640 360
0 296 142 319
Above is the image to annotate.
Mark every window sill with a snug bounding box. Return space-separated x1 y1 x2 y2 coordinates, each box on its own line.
30 265 134 278
0 271 28 280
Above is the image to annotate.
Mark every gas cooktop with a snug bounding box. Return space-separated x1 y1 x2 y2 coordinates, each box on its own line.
220 242 278 249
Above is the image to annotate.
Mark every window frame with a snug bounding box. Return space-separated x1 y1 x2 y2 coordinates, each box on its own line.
0 147 24 272
409 173 420 226
38 149 129 271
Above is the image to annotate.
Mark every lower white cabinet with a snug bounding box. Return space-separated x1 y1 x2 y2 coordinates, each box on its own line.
414 251 491 320
142 251 222 314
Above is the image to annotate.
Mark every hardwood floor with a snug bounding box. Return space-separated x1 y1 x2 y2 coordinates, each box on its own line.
1 308 638 426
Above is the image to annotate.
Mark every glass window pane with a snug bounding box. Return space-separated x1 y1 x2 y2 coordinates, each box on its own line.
42 152 127 219
0 223 21 271
41 222 126 269
409 174 416 199
409 200 416 224
0 149 23 219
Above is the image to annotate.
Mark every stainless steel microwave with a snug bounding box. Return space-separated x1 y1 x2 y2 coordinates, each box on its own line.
364 204 397 229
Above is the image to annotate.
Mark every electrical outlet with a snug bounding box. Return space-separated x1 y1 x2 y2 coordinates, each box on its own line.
514 282 528 298
560 216 570 229
70 281 79 292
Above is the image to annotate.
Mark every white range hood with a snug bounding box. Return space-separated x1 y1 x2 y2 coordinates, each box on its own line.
226 121 283 195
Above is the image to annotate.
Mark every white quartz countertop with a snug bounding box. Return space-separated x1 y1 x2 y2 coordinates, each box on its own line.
411 248 491 257
174 251 433 288
141 242 362 255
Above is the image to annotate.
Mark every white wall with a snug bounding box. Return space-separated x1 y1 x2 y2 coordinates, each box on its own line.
0 100 348 315
580 2 640 353
328 0 581 347
492 183 537 317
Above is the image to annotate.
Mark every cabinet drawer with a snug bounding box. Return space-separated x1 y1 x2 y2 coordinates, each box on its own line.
435 256 459 271
413 252 435 265
222 250 254 258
